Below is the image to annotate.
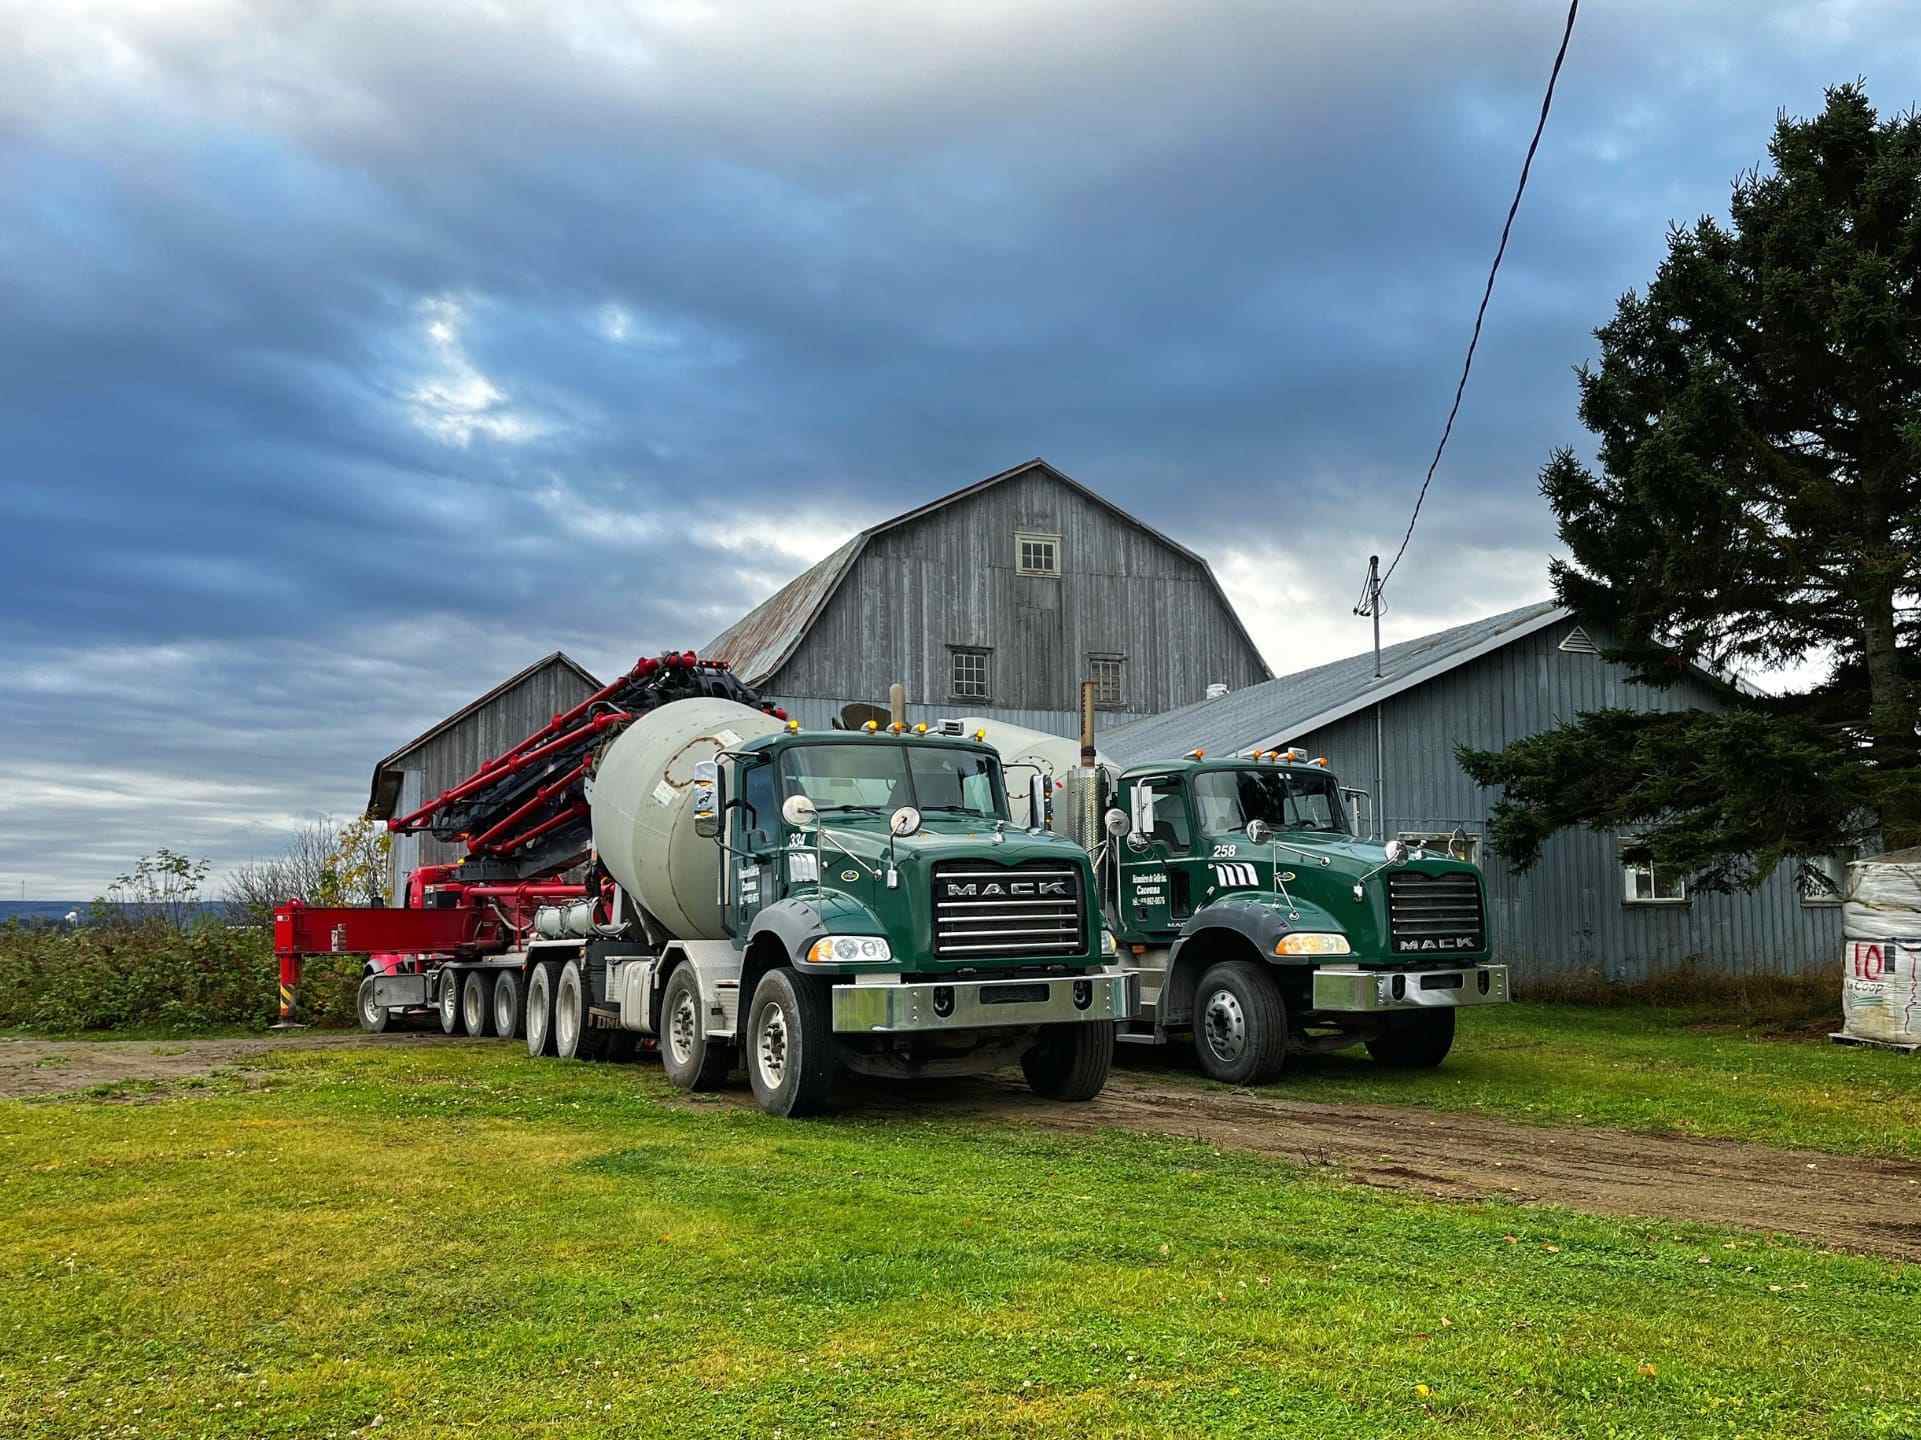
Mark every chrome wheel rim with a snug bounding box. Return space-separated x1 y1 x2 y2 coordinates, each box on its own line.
669 990 698 1067
464 985 481 1032
494 983 514 1034
1202 988 1247 1063
363 985 382 1027
528 977 548 1049
556 977 578 1053
441 981 457 1024
757 1002 789 1088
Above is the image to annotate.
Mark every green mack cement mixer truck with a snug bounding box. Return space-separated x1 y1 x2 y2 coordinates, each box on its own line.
971 717 1509 1084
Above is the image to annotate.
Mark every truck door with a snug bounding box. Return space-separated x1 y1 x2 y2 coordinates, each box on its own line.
1119 775 1196 935
727 757 780 935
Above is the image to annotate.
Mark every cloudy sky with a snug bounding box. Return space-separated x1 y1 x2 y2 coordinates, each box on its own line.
3 1 1914 896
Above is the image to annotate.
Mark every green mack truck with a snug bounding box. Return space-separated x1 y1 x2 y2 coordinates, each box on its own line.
1098 750 1508 1082
582 698 1136 1117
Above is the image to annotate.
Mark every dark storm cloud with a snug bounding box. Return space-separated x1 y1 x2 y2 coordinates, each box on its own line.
2 0 1915 892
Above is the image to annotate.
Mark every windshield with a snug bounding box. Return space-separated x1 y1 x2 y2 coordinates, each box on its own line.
779 743 1008 820
1193 768 1347 834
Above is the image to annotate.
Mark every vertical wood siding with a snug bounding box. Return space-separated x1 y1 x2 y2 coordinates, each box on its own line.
1285 618 1840 983
768 468 1268 718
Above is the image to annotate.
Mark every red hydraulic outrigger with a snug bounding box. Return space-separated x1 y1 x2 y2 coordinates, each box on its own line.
271 650 778 1025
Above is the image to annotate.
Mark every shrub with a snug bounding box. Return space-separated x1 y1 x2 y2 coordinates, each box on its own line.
0 918 363 1033
1515 961 1843 1032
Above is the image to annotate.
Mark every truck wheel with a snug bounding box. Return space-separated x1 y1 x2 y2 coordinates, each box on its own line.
525 962 559 1058
1366 1009 1456 1069
660 964 731 1091
745 968 835 1118
1192 960 1289 1085
554 959 587 1060
492 970 522 1041
438 969 463 1035
357 975 393 1034
461 971 495 1037
1021 1021 1114 1101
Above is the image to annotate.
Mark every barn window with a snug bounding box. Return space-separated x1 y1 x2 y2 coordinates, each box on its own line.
1089 655 1127 708
1620 839 1687 904
1015 531 1060 576
949 646 990 701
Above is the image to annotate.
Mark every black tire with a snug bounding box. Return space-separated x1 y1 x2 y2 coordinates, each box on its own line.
525 961 559 1058
438 969 463 1035
1192 959 1289 1085
357 974 393 1034
492 970 522 1041
461 971 494 1037
1021 1021 1115 1100
554 959 587 1060
659 964 731 1091
1366 1009 1457 1069
744 968 835 1117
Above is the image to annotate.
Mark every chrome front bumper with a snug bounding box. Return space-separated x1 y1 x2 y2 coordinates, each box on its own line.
832 970 1139 1034
1311 964 1509 1013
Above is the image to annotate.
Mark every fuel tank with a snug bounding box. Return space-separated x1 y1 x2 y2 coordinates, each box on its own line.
589 698 781 940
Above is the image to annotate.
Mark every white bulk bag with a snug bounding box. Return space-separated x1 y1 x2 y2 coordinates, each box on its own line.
1839 849 1921 1047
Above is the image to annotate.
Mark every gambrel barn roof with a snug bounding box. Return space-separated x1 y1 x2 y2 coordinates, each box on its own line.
704 458 1270 687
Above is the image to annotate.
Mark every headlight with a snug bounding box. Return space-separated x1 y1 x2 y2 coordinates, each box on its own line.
807 936 891 964
1100 929 1118 957
1274 932 1351 957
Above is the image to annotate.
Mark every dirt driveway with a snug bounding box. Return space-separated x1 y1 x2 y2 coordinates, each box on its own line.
8 1032 1919 1262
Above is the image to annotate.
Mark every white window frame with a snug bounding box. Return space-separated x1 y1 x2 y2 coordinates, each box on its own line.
1620 839 1688 905
1398 830 1483 867
1800 849 1856 907
948 645 990 702
1089 654 1127 710
1015 531 1061 577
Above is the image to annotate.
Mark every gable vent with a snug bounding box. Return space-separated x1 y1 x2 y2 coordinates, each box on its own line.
1558 625 1599 655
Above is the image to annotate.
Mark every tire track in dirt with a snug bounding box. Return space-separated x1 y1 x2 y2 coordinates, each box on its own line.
9 1033 1919 1261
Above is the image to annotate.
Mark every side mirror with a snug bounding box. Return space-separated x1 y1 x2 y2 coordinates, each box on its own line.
1027 773 1050 831
1129 785 1155 836
1103 808 1130 838
1383 839 1410 867
692 760 720 838
781 794 819 831
889 806 922 837
1245 818 1271 846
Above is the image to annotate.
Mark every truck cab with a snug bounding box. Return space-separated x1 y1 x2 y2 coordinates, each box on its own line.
1102 751 1507 1083
632 725 1137 1115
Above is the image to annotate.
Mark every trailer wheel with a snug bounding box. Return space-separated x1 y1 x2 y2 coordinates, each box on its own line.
1366 1009 1456 1069
1192 960 1289 1085
660 964 731 1092
745 968 835 1118
554 959 587 1060
1021 1021 1115 1101
525 962 559 1058
492 970 522 1041
461 972 495 1038
438 969 463 1035
357 974 393 1035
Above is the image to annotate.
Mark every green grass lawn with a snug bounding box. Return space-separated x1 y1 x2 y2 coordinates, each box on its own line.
1171 1003 1921 1159
2 1042 1916 1439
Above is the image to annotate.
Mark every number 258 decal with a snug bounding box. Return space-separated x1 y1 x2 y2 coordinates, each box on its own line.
1211 843 1237 858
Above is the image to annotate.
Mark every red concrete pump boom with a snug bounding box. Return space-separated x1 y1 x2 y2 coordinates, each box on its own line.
271 649 783 1024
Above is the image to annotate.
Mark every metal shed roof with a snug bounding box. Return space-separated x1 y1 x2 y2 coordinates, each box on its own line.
1097 601 1566 765
703 457 1271 686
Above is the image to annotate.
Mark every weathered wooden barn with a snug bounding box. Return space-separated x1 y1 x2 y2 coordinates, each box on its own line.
704 458 1271 734
365 652 600 893
1100 602 1845 982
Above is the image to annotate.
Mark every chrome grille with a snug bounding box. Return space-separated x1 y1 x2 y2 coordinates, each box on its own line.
1386 871 1485 955
932 862 1085 958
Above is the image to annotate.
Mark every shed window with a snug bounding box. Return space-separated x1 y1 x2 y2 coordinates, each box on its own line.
1620 840 1687 904
949 647 990 701
1800 848 1856 906
1016 532 1060 576
1090 655 1126 708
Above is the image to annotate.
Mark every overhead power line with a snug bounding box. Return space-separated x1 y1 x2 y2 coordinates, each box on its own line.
1364 0 1580 605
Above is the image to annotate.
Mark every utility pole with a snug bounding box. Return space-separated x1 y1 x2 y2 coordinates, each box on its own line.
1366 555 1382 677
1352 554 1387 840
